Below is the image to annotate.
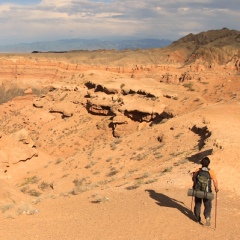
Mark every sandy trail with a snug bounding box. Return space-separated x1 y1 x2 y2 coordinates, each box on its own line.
1 185 239 240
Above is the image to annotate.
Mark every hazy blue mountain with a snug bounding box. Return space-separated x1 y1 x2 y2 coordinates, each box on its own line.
0 38 172 53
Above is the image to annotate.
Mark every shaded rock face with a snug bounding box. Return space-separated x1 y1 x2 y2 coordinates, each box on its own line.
123 110 157 122
85 81 119 95
86 100 114 116
82 79 170 136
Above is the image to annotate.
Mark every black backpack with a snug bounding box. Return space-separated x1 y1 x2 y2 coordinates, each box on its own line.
194 167 212 192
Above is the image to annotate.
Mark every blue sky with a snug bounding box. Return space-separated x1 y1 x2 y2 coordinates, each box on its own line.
0 0 239 45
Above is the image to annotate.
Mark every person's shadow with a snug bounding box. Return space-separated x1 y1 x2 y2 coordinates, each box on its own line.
145 189 196 221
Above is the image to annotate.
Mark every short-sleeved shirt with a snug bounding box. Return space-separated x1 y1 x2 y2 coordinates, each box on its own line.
192 168 217 192
193 168 217 182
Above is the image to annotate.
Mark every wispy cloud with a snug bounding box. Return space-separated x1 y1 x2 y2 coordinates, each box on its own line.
0 0 239 45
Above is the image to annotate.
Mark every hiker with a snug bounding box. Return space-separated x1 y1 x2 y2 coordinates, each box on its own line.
192 157 219 226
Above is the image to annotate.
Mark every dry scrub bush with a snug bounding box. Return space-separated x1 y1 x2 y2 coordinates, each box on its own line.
21 187 42 197
106 167 119 177
0 203 15 213
38 181 50 191
183 82 195 91
17 203 38 215
85 161 96 169
91 195 109 204
19 176 40 186
0 86 25 104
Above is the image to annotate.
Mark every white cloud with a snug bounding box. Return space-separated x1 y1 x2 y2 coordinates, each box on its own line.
39 0 72 7
0 0 239 45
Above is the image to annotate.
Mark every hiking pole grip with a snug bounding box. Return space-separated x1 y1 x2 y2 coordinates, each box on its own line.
215 192 218 229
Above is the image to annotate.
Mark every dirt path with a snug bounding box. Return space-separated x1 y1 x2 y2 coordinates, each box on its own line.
1 184 240 240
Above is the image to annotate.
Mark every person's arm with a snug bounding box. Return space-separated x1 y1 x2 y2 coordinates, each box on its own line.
210 170 219 192
192 169 199 188
192 171 198 181
213 178 219 192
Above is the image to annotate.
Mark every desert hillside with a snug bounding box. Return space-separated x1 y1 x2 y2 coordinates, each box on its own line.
0 28 240 239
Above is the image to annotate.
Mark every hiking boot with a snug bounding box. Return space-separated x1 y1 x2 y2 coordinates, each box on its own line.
196 217 201 224
205 217 211 226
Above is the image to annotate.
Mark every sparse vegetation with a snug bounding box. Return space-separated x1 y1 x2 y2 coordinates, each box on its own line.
20 176 40 186
0 203 14 213
73 178 86 187
85 161 96 169
38 181 50 191
17 203 38 215
91 195 109 204
183 82 195 91
106 167 119 177
21 186 42 197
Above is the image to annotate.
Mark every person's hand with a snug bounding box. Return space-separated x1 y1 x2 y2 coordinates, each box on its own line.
215 188 219 193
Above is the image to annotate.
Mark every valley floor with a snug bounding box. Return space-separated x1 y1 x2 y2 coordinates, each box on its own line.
1 184 240 240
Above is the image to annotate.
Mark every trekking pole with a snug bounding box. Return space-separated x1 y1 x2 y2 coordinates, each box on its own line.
215 192 218 229
191 194 194 212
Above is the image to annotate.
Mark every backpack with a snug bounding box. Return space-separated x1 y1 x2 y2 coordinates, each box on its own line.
194 167 212 192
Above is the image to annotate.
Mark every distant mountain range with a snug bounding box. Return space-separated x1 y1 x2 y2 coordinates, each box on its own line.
0 38 172 53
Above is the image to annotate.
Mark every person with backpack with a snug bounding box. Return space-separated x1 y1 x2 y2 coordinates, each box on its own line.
192 157 219 226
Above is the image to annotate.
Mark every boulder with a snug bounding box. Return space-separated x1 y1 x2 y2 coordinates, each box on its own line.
49 102 74 117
